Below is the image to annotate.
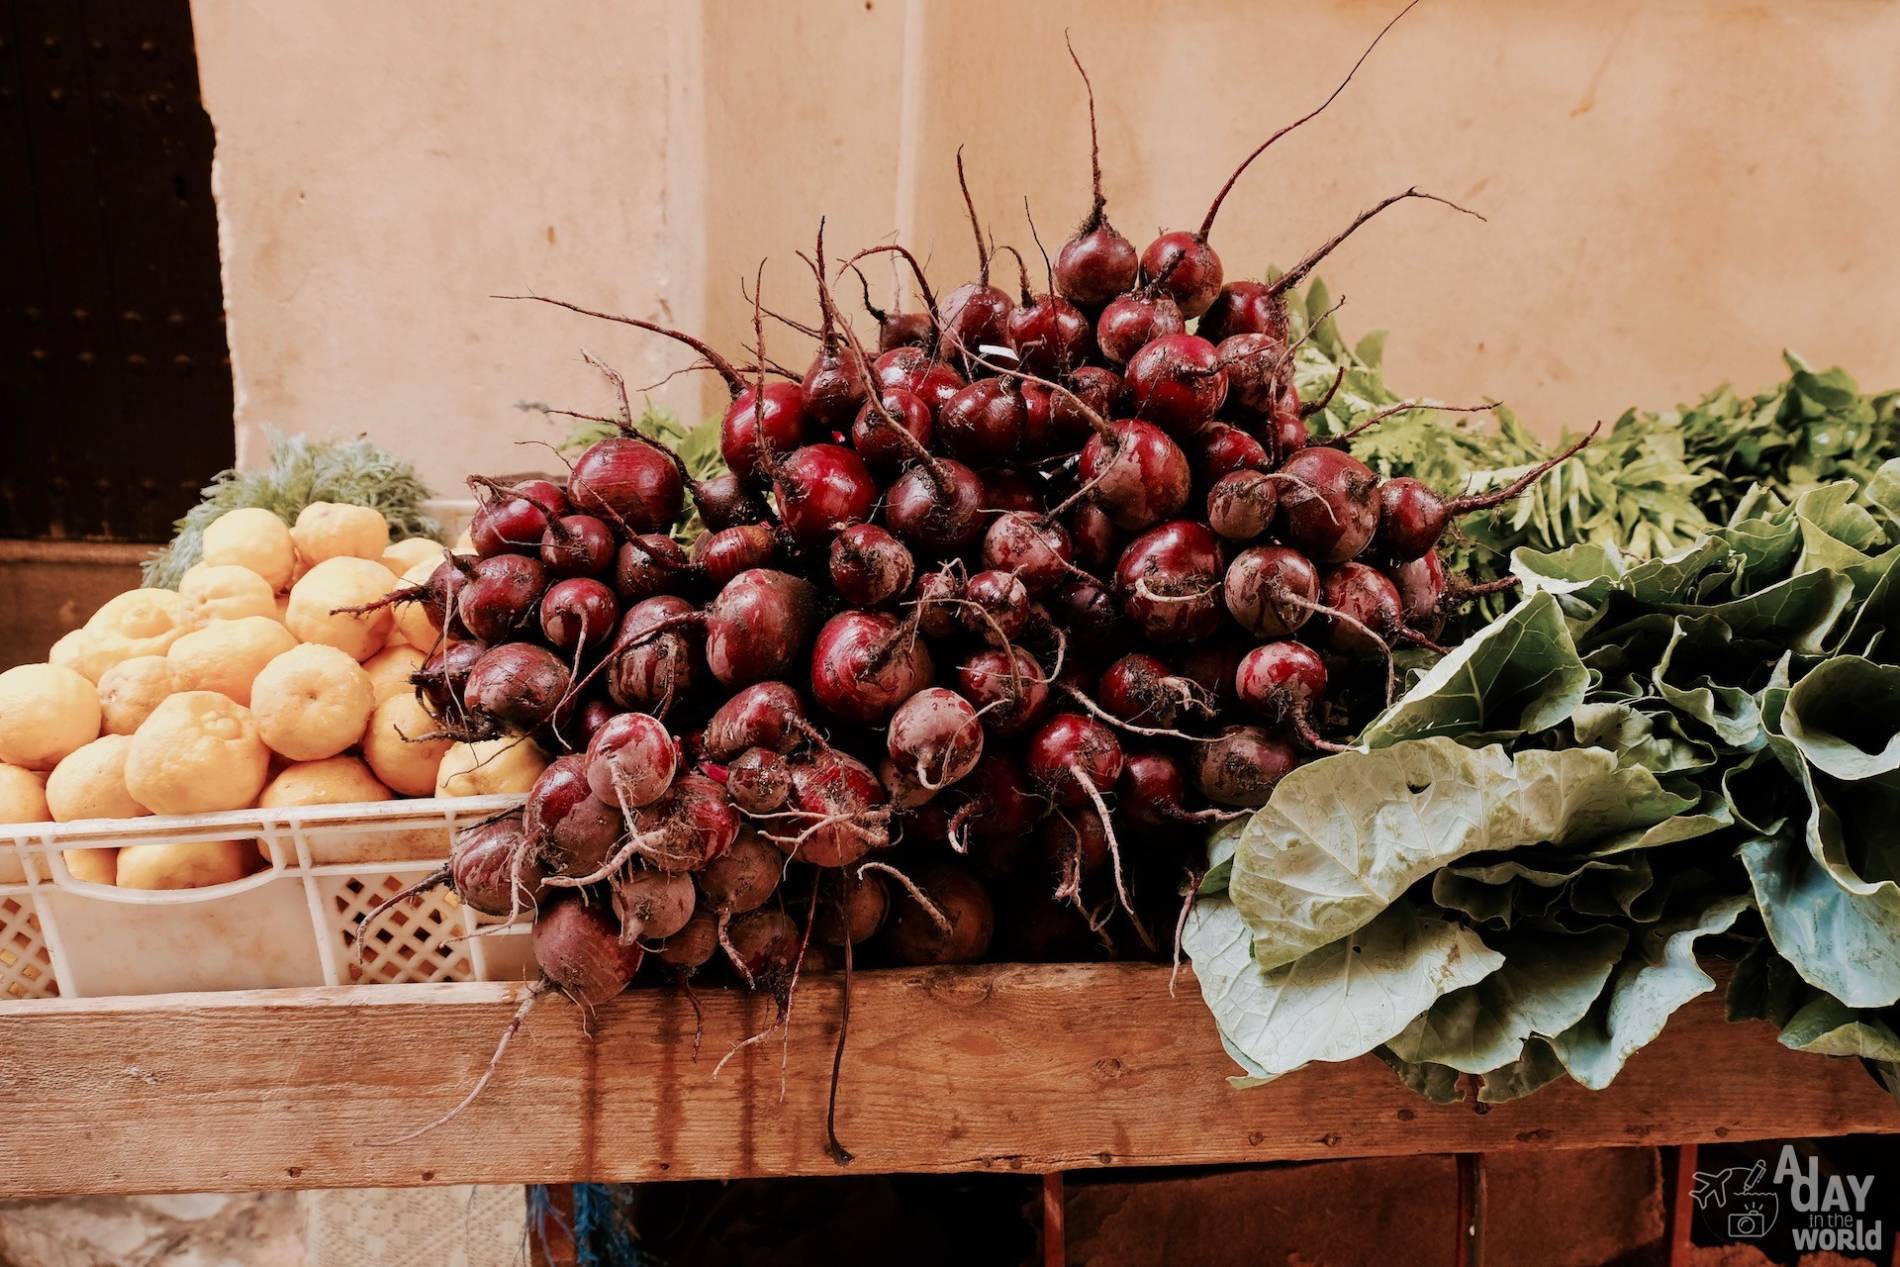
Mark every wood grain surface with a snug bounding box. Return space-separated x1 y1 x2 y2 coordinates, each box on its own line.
0 964 1891 1197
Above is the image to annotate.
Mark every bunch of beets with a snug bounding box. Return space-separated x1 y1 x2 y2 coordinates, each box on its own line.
373 6 1586 1105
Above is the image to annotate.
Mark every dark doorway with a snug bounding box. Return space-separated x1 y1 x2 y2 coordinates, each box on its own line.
1 0 233 542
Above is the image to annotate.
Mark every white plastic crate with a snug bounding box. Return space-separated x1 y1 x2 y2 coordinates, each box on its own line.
0 796 536 1001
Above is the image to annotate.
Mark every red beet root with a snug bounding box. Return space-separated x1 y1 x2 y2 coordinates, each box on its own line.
536 894 642 1006
829 523 916 607
809 610 934 724
1278 445 1382 564
1194 724 1298 808
586 711 677 810
1224 545 1320 638
1113 519 1224 643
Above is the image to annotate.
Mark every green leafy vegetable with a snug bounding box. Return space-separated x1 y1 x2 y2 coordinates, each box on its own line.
1192 463 1900 1101
1229 738 1693 971
1185 895 1502 1086
143 429 438 588
1285 281 1898 626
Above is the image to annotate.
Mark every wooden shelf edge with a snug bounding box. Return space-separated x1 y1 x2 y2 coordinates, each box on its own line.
0 963 1892 1198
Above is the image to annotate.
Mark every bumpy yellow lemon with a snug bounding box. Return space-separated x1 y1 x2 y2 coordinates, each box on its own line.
0 763 50 824
361 693 453 796
380 537 442 576
361 645 426 706
0 664 101 770
116 841 251 890
53 590 188 682
262 757 451 861
202 507 296 591
260 756 392 808
391 558 445 652
436 737 548 797
0 763 49 882
45 734 150 821
179 563 280 629
124 691 269 815
249 643 375 761
96 655 174 735
285 557 398 661
166 616 298 707
292 502 389 566
63 848 117 885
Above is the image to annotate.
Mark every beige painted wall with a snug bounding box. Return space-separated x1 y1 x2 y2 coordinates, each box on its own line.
192 0 1900 495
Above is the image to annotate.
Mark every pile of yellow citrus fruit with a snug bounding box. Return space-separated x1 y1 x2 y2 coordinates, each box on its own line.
0 504 548 891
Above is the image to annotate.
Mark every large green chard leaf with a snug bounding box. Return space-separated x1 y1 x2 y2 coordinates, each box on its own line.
1791 480 1890 578
1776 996 1900 1060
1385 924 1629 1074
1726 939 1807 1025
1372 1047 1466 1103
1652 617 1765 748
1511 541 1625 609
1433 855 1653 927
1185 897 1503 1084
1670 569 1856 655
1569 703 1718 776
1740 834 1900 1009
1781 657 1900 779
1230 738 1696 970
1477 1037 1571 1102
1359 592 1588 747
1544 894 1753 1089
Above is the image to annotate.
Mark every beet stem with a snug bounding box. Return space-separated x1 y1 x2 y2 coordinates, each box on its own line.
1065 30 1108 228
840 245 943 344
1198 0 1424 242
955 147 991 285
1444 574 1522 609
1334 398 1500 447
857 861 953 935
494 293 745 397
1268 187 1485 299
1299 365 1349 421
1022 199 1056 295
354 867 450 964
850 262 890 324
379 979 549 1145
1399 627 1453 656
1444 421 1602 515
1058 683 1210 743
1292 711 1352 755
580 348 635 427
1170 871 1203 998
738 270 824 341
1068 765 1154 951
805 246 951 492
825 922 856 1166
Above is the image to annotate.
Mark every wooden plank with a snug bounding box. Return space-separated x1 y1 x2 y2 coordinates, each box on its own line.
0 963 1892 1198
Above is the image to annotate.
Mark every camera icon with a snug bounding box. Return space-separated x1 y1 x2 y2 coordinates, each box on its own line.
1729 1210 1768 1239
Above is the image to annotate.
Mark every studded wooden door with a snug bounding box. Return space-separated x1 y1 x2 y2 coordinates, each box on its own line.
0 0 233 542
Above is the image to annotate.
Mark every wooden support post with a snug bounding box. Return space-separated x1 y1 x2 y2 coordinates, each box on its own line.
1453 1153 1486 1267
1042 1171 1066 1267
1667 1144 1699 1267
